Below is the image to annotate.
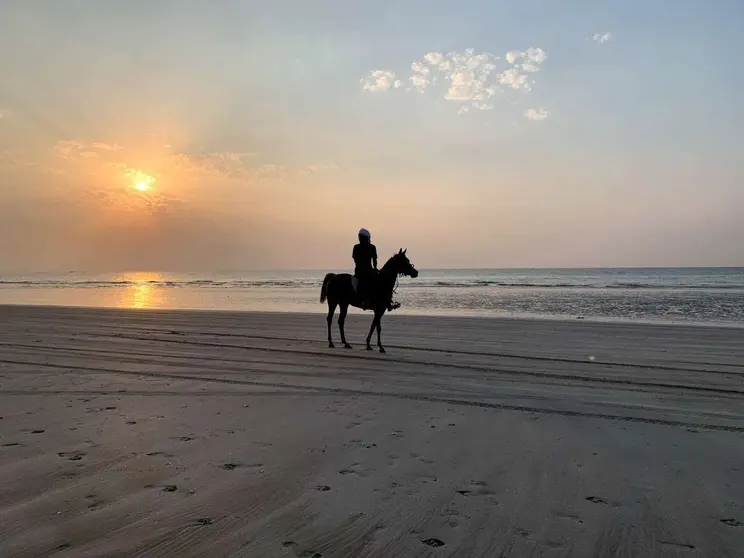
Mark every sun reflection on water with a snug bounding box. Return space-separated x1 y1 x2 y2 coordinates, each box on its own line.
119 272 162 309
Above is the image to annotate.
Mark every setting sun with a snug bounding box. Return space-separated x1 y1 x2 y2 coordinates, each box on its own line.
127 169 156 193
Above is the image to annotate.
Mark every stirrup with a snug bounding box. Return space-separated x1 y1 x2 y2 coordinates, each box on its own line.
388 301 401 311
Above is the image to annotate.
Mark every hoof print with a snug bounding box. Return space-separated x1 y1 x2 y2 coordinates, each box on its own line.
220 463 240 470
196 517 213 525
163 485 178 492
721 518 742 527
315 485 331 491
422 538 445 547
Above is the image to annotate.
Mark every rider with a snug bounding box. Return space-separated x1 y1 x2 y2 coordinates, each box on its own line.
353 228 400 311
353 228 378 308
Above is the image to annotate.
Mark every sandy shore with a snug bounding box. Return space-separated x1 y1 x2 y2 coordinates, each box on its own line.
0 305 743 557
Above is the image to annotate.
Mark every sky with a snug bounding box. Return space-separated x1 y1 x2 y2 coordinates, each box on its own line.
0 0 742 272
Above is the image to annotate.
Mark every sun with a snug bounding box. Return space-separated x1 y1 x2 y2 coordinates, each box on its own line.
126 169 156 193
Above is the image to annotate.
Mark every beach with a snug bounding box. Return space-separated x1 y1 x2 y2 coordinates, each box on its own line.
1 305 743 557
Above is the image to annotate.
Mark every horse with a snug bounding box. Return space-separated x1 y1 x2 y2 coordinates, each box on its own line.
320 249 419 353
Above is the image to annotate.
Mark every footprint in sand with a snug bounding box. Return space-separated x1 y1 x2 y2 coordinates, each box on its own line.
282 541 322 557
585 496 609 505
58 451 86 461
146 451 174 458
338 467 364 477
661 541 696 550
87 497 105 511
456 480 496 498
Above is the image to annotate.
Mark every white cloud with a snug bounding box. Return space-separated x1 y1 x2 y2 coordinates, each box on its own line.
423 52 444 66
361 46 547 114
360 70 400 92
591 32 612 45
524 107 549 121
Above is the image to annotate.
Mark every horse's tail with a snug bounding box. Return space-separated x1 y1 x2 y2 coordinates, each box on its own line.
320 273 334 303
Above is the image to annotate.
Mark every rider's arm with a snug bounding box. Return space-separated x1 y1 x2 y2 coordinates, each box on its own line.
372 245 378 270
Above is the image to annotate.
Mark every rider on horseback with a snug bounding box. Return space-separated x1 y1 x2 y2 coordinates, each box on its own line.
353 228 377 308
353 228 400 311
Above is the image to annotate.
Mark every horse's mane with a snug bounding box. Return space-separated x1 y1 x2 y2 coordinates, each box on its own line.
380 251 406 274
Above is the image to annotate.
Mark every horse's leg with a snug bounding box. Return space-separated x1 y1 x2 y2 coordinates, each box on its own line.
365 313 378 351
375 310 385 353
327 300 337 348
338 304 352 348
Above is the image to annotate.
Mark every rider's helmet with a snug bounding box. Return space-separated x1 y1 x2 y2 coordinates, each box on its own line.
358 228 371 241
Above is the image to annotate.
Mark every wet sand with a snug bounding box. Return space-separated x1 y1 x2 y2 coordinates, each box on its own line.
0 305 743 557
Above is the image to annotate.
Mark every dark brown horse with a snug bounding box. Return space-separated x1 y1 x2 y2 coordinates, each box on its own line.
320 249 419 352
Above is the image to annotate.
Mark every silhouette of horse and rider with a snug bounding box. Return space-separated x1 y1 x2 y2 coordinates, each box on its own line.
320 228 419 352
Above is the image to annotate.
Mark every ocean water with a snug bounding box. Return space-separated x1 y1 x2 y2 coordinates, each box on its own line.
0 268 743 326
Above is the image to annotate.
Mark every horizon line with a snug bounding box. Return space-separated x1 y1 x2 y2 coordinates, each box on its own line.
2 265 743 275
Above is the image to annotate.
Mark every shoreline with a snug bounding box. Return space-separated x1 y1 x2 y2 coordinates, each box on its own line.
1 305 743 556
2 301 744 331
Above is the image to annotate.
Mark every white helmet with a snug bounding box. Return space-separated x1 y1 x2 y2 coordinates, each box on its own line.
358 228 371 239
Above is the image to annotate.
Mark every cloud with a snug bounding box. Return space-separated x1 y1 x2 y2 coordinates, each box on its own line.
360 70 402 92
91 142 123 152
591 32 612 45
170 151 259 180
303 162 339 173
524 107 550 121
361 47 547 114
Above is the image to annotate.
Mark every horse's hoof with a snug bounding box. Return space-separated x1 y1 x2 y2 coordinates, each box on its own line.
328 342 335 348
366 345 373 351
343 344 353 349
379 347 386 354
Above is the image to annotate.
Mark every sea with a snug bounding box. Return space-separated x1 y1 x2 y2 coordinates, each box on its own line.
0 268 743 327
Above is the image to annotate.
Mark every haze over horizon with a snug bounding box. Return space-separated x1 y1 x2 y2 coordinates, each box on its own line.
1 1 742 273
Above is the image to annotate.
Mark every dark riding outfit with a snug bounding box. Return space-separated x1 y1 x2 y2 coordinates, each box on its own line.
352 228 399 311
353 228 377 307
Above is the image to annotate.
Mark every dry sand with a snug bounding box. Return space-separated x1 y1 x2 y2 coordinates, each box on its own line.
0 305 743 557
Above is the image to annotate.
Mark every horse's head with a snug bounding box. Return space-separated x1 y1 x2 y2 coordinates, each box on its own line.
392 248 419 278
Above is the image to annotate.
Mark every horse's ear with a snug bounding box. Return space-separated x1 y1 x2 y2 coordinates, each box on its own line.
398 248 403 255
403 248 407 255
